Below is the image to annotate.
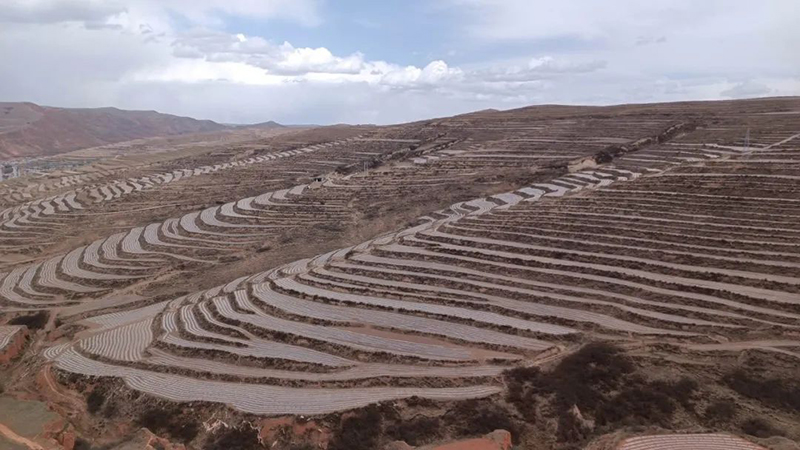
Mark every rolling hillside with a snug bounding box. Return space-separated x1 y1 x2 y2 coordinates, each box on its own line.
0 102 226 160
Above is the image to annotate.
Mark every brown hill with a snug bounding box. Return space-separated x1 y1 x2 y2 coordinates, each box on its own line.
0 102 226 160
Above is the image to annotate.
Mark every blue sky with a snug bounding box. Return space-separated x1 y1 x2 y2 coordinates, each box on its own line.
0 0 798 124
224 1 453 65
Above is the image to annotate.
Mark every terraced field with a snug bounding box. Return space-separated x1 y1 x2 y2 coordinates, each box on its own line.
0 325 24 352
617 433 766 450
3 98 800 427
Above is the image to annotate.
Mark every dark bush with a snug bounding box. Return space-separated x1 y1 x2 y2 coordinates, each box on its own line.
328 405 383 450
286 445 315 450
595 381 676 427
136 406 199 444
723 369 800 413
503 366 543 421
548 343 634 411
661 377 698 409
73 438 92 450
72 438 113 450
204 427 261 450
704 399 736 425
9 311 49 330
385 416 441 446
102 401 118 418
504 366 542 385
86 390 105 414
444 400 519 440
136 407 167 431
741 417 784 438
168 421 200 444
405 396 438 408
556 409 590 443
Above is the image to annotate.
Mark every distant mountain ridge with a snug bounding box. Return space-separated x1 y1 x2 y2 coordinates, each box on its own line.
246 120 285 129
0 102 227 161
233 120 316 129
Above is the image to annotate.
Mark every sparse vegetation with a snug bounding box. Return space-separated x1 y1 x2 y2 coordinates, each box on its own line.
136 406 200 444
204 427 261 450
595 379 677 427
86 389 105 415
385 416 442 446
501 343 712 447
723 369 800 413
704 398 737 425
740 417 784 438
328 405 384 450
444 399 521 442
102 400 118 418
548 342 635 411
556 409 591 443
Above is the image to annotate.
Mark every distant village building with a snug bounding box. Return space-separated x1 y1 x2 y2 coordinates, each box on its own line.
0 164 20 181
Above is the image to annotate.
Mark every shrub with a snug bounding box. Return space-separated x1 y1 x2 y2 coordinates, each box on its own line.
503 366 543 421
723 369 800 413
72 438 114 450
286 445 315 450
548 343 634 411
136 407 167 431
86 390 105 414
741 417 784 438
102 401 118 418
204 427 261 450
136 406 199 444
595 382 676 427
385 416 441 446
405 396 438 408
556 409 590 443
704 399 736 425
73 438 93 450
328 405 383 450
444 400 519 440
661 377 698 408
9 311 49 330
169 421 200 444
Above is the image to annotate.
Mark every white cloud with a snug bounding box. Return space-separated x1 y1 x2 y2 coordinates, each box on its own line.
471 57 606 83
173 30 366 75
379 61 463 87
0 0 126 25
721 81 773 99
0 0 798 125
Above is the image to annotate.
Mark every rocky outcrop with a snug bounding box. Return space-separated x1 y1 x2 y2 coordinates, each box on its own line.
0 325 28 364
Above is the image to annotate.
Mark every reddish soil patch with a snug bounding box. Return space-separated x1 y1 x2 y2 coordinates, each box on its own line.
259 417 331 448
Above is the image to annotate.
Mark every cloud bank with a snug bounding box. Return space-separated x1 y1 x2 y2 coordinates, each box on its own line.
0 0 797 124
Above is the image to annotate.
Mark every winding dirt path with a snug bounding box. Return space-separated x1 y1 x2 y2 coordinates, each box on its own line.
0 422 46 450
38 365 85 414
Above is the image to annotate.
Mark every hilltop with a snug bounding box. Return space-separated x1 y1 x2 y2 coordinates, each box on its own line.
0 102 227 160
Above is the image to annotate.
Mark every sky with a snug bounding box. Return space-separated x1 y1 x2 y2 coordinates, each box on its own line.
1 0 798 125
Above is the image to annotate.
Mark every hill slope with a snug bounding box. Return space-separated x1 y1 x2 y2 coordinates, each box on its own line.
0 102 226 160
